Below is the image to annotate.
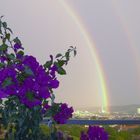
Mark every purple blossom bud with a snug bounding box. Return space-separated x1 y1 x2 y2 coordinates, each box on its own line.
0 56 7 63
13 43 24 52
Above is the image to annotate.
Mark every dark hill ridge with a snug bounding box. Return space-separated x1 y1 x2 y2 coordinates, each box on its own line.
110 104 140 114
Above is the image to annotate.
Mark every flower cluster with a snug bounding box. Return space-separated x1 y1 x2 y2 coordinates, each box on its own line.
53 103 73 124
80 126 108 140
0 50 59 108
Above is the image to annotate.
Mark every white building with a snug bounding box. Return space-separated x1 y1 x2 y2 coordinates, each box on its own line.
137 108 140 114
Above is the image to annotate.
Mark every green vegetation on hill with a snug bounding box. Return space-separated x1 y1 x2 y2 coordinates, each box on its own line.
40 125 140 140
105 127 132 140
0 124 140 139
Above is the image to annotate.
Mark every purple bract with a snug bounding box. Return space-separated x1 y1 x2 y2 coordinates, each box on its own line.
80 126 108 140
53 103 74 124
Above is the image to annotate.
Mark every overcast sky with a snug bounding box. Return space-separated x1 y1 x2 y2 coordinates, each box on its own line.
1 0 140 109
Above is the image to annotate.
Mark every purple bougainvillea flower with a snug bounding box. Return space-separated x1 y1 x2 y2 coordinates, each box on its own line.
23 77 35 89
49 78 59 89
14 63 24 71
53 103 73 124
23 55 39 73
41 103 51 114
36 73 50 86
80 126 108 140
7 68 17 83
21 97 41 108
50 65 57 71
88 126 108 140
13 43 19 49
80 132 89 140
0 56 7 63
43 103 50 110
33 83 40 92
20 91 41 108
0 67 16 83
16 53 23 59
38 87 50 98
17 84 41 108
14 43 22 49
4 84 17 96
35 66 51 86
13 43 24 52
41 108 46 114
50 65 58 78
0 69 7 83
0 89 8 98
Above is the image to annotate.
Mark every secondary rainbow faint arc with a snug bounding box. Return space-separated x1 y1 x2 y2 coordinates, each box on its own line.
58 0 110 112
111 0 140 87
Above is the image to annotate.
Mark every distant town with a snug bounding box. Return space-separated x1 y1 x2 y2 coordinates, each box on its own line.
73 104 140 120
72 105 140 132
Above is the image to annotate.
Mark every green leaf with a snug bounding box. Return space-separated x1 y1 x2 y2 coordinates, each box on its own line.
43 60 52 69
7 53 15 60
2 38 6 44
6 33 10 40
17 50 24 56
0 22 2 34
42 100 48 105
0 99 2 104
55 53 62 58
57 60 65 67
24 66 34 76
26 92 34 101
0 44 8 51
51 93 55 102
7 27 13 34
2 22 7 28
0 63 5 68
2 77 13 88
17 73 26 83
65 51 70 61
70 46 73 48
57 67 66 75
0 15 4 19
45 103 60 117
74 49 77 56
13 37 21 45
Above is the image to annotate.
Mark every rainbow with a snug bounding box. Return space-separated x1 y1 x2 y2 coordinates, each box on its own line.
111 0 140 85
58 0 110 112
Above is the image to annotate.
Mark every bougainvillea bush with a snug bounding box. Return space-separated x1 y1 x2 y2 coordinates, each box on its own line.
0 17 109 140
0 16 76 140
